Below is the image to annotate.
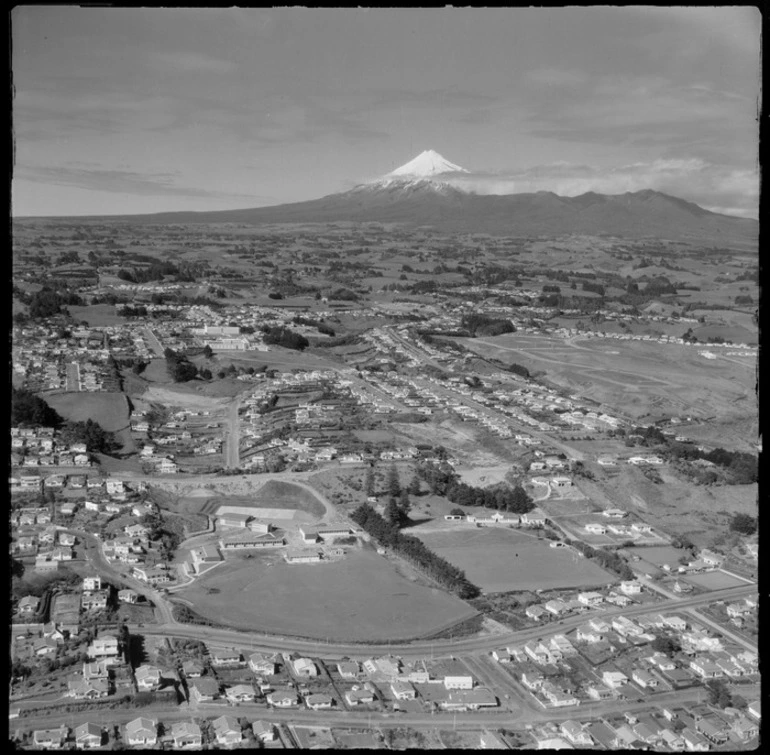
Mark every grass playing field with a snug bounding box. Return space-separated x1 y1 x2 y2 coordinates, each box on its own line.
177 548 477 640
414 526 614 593
683 571 752 590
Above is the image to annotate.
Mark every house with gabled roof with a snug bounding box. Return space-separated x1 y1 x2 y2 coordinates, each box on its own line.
251 720 276 742
32 726 69 750
124 717 157 746
267 689 298 707
171 721 202 748
560 721 592 746
74 722 102 749
189 676 220 703
226 684 257 703
212 715 243 746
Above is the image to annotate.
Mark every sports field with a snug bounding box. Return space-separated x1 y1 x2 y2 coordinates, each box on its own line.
683 571 752 590
414 527 613 593
177 549 477 640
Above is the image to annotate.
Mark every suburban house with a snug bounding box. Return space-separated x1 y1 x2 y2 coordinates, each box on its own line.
118 589 139 604
560 721 593 746
212 716 243 747
577 591 603 607
171 721 203 749
88 634 119 659
124 718 157 747
306 693 334 710
336 660 360 678
32 727 69 749
134 664 162 691
67 678 110 699
251 721 276 742
210 649 243 667
189 677 221 703
267 690 298 707
74 722 103 749
292 657 318 677
249 652 277 675
225 684 257 703
345 688 375 706
602 670 629 688
390 680 417 700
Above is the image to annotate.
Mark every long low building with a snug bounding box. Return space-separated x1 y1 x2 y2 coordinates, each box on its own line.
284 551 323 564
220 534 286 550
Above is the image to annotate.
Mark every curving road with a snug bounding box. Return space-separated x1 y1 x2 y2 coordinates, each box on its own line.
130 584 756 661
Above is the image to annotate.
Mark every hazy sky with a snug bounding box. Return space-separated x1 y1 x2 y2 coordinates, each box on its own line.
12 7 761 218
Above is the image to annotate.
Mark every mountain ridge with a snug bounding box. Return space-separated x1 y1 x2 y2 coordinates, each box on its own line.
19 149 757 245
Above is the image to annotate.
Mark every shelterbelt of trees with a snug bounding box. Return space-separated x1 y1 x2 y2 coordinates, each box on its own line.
351 502 480 599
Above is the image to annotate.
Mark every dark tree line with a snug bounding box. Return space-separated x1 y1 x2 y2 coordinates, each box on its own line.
460 313 516 337
569 541 635 580
261 326 309 351
11 388 63 428
351 503 480 599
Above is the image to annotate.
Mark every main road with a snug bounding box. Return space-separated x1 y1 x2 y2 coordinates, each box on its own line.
12 685 709 734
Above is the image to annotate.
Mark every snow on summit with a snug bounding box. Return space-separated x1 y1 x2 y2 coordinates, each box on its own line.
386 150 469 178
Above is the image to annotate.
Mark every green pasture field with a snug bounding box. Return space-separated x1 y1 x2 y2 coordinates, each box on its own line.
44 391 130 432
177 548 477 641
415 527 613 593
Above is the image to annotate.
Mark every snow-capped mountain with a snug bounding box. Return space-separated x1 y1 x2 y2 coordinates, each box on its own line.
77 150 758 245
385 149 469 178
355 150 471 195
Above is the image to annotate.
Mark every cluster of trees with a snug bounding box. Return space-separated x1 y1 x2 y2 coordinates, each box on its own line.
261 326 309 351
59 418 120 455
20 287 83 320
11 388 63 428
460 313 516 337
350 503 480 599
582 281 606 296
328 287 360 301
163 348 199 382
140 513 181 561
120 304 148 318
415 462 534 514
665 443 758 484
729 513 757 536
